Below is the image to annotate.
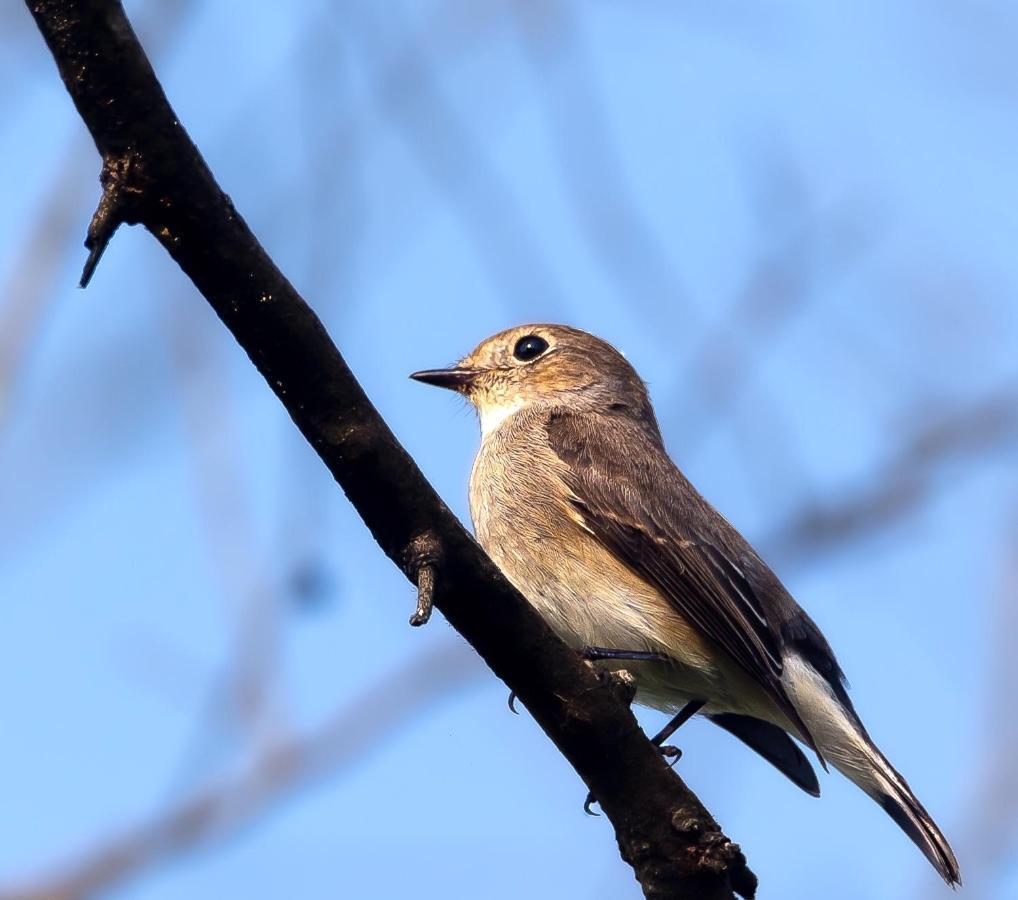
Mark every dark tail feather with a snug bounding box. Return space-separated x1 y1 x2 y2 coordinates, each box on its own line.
867 745 961 887
710 713 820 797
779 651 959 884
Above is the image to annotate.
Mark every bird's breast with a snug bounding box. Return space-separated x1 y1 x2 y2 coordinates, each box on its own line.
469 427 719 680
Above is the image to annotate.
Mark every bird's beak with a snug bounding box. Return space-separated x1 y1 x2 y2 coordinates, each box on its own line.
409 367 481 391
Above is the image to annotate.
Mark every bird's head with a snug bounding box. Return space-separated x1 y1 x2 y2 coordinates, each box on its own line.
410 324 655 435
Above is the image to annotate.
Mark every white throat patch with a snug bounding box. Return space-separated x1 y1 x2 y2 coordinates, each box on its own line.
478 398 525 437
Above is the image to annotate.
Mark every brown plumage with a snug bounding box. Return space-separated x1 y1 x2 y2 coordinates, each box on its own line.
411 323 960 885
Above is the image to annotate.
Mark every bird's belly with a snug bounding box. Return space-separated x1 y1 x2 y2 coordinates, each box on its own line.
483 528 688 656
477 516 765 714
470 442 782 722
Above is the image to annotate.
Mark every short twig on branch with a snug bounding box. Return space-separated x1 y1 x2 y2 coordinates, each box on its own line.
411 563 436 627
406 530 441 626
79 152 146 287
25 2 755 897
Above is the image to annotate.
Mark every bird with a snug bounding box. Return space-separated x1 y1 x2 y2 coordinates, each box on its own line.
410 323 960 885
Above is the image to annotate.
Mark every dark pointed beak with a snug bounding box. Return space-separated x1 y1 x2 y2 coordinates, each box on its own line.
409 367 480 391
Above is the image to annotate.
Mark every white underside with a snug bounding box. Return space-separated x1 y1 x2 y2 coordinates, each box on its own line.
780 654 875 784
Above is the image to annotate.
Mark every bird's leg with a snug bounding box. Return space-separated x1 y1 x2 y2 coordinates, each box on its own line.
580 645 672 664
651 700 706 760
577 647 700 814
584 700 706 816
580 645 700 755
514 648 663 717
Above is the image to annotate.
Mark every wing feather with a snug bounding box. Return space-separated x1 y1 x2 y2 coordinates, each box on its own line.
547 408 825 756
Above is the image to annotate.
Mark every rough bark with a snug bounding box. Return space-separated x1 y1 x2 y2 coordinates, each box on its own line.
24 2 756 897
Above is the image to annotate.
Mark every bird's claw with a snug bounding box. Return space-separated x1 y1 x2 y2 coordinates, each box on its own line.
507 691 519 714
584 791 600 816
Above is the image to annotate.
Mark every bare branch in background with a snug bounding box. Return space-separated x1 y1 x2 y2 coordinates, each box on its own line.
22 2 756 896
0 641 480 900
510 0 691 321
765 385 1018 564
676 205 872 457
0 146 90 420
340 1 572 320
163 287 286 765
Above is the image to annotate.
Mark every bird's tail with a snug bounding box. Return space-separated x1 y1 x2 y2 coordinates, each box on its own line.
782 654 960 886
857 738 960 887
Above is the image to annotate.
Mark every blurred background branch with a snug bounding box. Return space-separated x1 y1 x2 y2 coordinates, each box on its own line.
766 384 1018 564
0 641 479 900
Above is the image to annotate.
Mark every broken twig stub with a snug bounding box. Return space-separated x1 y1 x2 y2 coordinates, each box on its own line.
406 531 442 626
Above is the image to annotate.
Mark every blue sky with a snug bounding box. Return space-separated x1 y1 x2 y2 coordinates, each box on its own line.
2 2 1017 898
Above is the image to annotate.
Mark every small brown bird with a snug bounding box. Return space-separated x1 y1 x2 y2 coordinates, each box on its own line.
411 323 959 885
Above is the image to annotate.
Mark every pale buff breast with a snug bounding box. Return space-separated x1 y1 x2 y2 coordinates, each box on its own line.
467 412 775 715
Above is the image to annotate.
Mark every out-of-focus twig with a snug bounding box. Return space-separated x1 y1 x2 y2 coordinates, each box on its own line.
340 1 571 320
0 641 480 900
164 288 285 763
765 385 1018 564
677 207 872 458
510 0 690 322
0 146 90 420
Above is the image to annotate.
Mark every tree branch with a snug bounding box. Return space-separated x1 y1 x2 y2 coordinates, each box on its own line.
24 2 754 897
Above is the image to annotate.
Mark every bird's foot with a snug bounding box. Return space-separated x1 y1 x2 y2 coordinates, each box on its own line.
660 744 681 762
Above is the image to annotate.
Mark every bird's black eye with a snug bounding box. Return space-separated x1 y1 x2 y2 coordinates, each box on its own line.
513 335 549 361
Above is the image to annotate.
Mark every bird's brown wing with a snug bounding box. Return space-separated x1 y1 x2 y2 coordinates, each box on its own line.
546 407 823 757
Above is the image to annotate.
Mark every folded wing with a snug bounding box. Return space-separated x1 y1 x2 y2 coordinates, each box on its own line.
546 407 839 758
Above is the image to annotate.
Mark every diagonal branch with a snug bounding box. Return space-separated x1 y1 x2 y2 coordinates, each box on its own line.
24 2 754 898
